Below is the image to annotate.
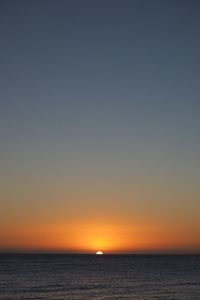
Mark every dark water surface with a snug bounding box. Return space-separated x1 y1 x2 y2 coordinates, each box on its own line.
0 254 200 299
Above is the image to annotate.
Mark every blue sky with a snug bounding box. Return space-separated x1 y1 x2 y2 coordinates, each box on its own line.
0 0 200 251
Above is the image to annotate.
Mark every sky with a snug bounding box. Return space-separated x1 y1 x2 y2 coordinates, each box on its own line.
0 0 200 253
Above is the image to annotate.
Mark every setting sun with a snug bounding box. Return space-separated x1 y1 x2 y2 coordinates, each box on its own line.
96 251 103 255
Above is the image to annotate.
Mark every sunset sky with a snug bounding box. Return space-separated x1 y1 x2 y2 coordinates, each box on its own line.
0 0 200 253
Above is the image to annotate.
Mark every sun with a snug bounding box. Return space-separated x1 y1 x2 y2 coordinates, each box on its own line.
96 251 103 255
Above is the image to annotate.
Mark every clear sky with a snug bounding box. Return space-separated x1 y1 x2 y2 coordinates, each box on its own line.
0 0 200 253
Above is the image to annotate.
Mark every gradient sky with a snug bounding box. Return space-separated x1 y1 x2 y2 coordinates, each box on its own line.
0 0 200 253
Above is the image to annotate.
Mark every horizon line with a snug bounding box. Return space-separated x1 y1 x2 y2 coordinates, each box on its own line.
0 250 200 255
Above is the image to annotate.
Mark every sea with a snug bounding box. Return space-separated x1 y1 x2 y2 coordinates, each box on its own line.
0 254 200 299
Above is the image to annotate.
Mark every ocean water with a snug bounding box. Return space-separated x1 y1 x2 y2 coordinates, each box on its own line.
0 254 200 299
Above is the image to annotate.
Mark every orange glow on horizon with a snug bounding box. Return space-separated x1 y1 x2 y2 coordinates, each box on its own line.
0 217 200 253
